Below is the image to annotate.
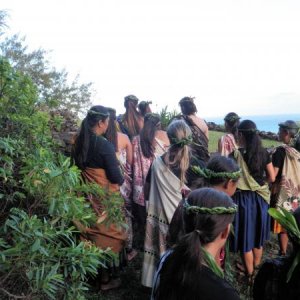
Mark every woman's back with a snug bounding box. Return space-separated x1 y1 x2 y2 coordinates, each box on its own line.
152 188 239 299
117 132 133 165
153 251 239 300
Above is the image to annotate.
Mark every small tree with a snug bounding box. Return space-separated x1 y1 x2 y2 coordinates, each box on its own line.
0 33 93 115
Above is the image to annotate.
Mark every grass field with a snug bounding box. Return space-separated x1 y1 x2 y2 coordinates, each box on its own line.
208 131 281 153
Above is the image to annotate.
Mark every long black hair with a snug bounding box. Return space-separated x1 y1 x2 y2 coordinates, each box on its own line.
140 113 161 158
157 188 235 300
72 105 109 170
238 120 265 177
105 107 118 151
224 112 240 142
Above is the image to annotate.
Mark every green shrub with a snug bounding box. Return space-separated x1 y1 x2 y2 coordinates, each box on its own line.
0 58 125 299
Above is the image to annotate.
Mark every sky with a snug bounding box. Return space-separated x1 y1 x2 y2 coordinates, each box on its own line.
2 0 300 117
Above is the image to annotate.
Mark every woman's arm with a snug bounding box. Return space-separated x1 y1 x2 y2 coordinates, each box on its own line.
266 162 275 183
273 167 280 179
103 141 124 185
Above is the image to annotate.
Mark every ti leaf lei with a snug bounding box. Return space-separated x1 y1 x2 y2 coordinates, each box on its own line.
202 247 224 279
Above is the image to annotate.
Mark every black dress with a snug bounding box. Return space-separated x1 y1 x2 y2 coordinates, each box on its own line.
152 250 240 300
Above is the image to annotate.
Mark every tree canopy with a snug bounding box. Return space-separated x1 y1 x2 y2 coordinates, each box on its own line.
0 11 93 115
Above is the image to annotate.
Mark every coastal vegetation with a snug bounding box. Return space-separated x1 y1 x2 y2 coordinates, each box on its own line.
0 12 125 299
0 10 287 300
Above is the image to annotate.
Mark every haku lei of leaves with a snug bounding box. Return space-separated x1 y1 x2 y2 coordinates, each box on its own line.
192 165 241 181
224 115 240 123
170 135 193 147
183 199 238 215
202 247 224 279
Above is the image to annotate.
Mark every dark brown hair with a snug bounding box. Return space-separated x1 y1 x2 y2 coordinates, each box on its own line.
157 188 235 300
179 97 197 115
140 113 161 158
224 112 240 141
123 95 143 139
72 105 109 170
105 107 118 151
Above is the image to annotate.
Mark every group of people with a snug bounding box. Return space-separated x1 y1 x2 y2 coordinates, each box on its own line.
71 95 300 299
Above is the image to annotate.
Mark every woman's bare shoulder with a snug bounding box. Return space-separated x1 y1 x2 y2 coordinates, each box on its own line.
117 132 131 145
156 130 170 144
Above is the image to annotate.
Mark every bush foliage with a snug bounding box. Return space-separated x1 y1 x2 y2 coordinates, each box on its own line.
0 57 123 299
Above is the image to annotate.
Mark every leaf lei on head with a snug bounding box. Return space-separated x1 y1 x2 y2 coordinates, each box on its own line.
192 165 241 181
268 207 300 282
183 199 238 215
170 135 193 147
88 110 109 117
224 115 240 123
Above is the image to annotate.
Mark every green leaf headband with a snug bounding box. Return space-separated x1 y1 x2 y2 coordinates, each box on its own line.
170 135 193 147
224 115 240 123
192 165 241 181
183 199 238 215
88 110 109 117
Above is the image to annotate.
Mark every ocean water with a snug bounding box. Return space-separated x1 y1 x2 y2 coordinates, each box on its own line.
206 114 300 133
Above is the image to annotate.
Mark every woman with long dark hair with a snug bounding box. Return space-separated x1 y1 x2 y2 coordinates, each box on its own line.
141 120 205 288
152 188 239 300
118 95 144 140
218 112 240 156
132 113 169 235
231 120 275 279
105 107 137 261
72 105 126 290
